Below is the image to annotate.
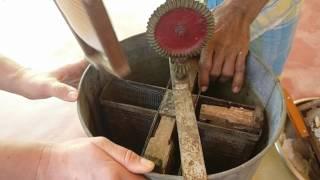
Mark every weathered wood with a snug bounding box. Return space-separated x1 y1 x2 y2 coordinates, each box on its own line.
159 91 176 118
195 96 264 169
199 104 263 134
144 116 176 173
170 60 207 180
144 59 199 174
200 105 255 127
159 90 198 117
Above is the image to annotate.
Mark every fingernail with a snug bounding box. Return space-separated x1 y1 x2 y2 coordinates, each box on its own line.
140 158 154 169
233 86 240 93
68 91 78 100
201 86 208 92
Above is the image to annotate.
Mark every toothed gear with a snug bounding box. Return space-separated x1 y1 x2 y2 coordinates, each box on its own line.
147 0 214 58
173 62 191 79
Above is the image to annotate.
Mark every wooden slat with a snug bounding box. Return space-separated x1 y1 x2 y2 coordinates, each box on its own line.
200 105 255 127
199 104 263 134
54 0 129 77
144 116 175 173
144 59 199 174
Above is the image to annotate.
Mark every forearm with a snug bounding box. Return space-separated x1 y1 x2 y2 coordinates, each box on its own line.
0 140 48 180
224 0 269 23
0 54 26 95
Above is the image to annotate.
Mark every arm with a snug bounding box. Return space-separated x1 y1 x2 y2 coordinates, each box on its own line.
0 141 46 179
0 137 154 180
0 56 154 179
199 0 268 93
0 54 88 101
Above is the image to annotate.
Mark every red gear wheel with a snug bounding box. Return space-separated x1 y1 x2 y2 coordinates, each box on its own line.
147 0 214 58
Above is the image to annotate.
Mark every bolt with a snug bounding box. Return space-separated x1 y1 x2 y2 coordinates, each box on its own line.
175 24 186 37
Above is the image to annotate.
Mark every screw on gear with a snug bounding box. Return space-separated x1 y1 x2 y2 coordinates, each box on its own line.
147 0 214 58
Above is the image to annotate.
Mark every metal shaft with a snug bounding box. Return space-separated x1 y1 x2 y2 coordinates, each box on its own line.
170 60 207 180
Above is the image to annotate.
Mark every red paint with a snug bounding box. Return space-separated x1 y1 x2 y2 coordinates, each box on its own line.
154 8 208 54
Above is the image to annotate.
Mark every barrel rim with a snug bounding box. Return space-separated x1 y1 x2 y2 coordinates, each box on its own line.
275 97 320 180
77 33 287 177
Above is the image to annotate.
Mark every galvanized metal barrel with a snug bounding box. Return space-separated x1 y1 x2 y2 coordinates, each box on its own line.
77 33 286 180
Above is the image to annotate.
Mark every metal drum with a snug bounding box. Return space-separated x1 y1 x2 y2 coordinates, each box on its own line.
77 33 286 180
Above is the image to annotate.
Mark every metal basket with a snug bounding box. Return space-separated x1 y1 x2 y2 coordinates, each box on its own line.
77 33 286 180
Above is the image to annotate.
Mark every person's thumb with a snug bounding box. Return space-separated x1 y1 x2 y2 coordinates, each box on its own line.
48 81 78 102
93 137 154 173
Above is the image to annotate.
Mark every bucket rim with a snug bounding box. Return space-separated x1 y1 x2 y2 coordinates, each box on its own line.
76 33 287 177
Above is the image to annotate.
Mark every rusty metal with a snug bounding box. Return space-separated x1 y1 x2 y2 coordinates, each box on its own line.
159 90 201 117
144 58 199 175
172 60 191 80
77 33 286 180
100 79 166 110
100 100 157 154
170 60 207 180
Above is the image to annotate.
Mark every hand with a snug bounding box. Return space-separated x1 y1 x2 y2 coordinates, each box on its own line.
38 137 154 180
16 60 88 102
199 2 251 93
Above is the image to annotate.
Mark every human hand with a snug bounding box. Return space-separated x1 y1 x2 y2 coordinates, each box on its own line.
199 2 251 93
15 60 88 102
37 137 154 180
